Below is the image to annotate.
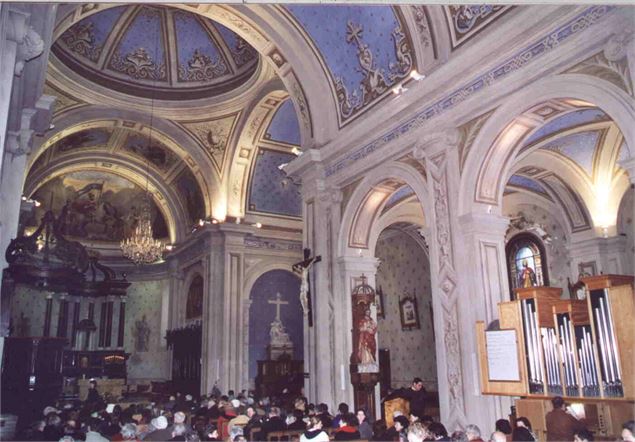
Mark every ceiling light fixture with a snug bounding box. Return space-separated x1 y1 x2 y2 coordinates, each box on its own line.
120 33 164 265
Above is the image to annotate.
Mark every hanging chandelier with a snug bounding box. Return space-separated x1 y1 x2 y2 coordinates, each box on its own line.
119 29 165 265
120 194 164 264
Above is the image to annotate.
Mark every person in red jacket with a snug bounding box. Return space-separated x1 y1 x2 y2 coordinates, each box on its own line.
334 414 360 441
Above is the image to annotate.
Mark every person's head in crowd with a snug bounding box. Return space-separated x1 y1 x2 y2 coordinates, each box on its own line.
174 411 186 425
551 396 565 410
337 403 349 415
408 422 428 442
574 429 594 442
495 419 512 435
622 421 635 442
246 406 257 419
317 403 329 414
451 430 469 442
152 415 168 430
356 409 368 424
421 415 434 426
465 425 482 442
171 423 186 440
32 420 46 434
411 377 424 391
206 424 219 441
89 379 97 389
269 407 281 418
511 427 534 442
121 423 138 440
59 436 74 442
394 415 410 433
515 417 532 431
489 431 507 442
428 422 449 440
307 416 324 431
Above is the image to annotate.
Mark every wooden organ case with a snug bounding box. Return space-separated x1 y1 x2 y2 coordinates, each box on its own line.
476 275 634 441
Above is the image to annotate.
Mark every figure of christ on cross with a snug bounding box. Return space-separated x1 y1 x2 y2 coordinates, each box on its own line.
293 248 321 327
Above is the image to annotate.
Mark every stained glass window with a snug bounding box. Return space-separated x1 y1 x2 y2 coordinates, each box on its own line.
506 233 549 298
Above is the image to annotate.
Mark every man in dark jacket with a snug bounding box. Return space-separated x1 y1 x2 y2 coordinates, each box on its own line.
546 396 586 441
384 378 427 419
255 407 286 440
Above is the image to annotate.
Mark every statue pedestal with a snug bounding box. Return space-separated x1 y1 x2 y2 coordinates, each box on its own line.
350 366 380 420
267 344 293 360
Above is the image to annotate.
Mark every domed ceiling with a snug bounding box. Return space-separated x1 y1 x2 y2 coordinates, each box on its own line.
52 5 259 100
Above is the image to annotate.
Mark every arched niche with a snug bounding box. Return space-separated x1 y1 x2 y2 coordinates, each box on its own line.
247 269 302 383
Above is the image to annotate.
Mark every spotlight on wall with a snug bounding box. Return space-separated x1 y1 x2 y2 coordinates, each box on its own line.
291 147 302 156
235 217 241 224
253 222 262 229
33 200 41 207
409 69 425 81
277 163 288 171
211 218 219 224
198 219 205 227
165 244 174 251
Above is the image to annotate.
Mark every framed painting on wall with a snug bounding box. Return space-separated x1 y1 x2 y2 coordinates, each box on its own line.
376 285 385 319
399 295 420 330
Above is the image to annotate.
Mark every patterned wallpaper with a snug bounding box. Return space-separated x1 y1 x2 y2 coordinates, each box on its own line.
125 279 170 381
504 203 571 295
375 229 437 390
248 270 303 379
617 187 634 275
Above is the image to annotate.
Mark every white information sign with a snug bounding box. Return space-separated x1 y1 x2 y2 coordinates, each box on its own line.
486 329 520 381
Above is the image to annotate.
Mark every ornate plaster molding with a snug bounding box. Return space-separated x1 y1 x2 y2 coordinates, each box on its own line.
15 26 44 77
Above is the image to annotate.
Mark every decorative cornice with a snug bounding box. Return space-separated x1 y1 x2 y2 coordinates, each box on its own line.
324 5 615 178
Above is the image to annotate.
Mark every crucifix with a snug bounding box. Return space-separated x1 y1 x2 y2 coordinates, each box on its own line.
268 292 288 321
293 248 321 327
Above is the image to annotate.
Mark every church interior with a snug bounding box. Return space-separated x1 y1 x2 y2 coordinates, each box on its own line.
0 2 634 441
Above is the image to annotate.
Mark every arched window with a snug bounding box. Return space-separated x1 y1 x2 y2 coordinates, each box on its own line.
506 233 549 298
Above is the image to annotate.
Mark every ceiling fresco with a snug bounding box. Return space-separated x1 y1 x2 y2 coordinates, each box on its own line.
540 130 601 176
25 170 169 243
444 5 512 48
51 127 112 154
52 5 259 100
507 174 550 199
264 99 301 146
121 131 180 173
523 108 609 147
174 167 206 225
284 5 414 125
248 149 301 218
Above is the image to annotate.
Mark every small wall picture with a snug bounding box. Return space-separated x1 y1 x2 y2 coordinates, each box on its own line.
578 261 596 278
399 295 420 330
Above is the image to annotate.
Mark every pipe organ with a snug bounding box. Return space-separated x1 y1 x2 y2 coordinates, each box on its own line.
476 275 634 440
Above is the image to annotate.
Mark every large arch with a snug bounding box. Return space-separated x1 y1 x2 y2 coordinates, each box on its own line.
460 74 635 218
29 107 215 220
338 161 431 258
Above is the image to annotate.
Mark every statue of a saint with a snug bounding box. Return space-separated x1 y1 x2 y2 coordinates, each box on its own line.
133 315 150 352
269 319 292 347
519 260 537 288
357 310 377 365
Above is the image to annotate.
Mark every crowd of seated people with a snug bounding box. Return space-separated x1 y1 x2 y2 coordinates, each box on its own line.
15 385 635 442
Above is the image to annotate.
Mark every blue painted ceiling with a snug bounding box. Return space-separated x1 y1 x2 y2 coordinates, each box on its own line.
524 108 608 147
508 174 549 197
285 5 414 124
53 5 259 100
540 131 600 176
248 149 302 218
265 99 301 146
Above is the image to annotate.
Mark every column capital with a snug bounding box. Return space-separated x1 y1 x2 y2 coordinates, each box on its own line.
458 212 510 237
604 29 634 62
412 127 461 159
336 256 380 274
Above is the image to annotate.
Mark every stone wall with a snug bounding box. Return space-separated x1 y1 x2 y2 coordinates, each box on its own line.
375 228 437 391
